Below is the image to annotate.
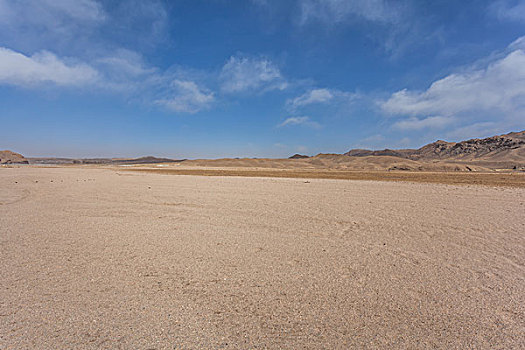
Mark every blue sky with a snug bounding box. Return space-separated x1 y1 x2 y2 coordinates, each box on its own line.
1 0 524 158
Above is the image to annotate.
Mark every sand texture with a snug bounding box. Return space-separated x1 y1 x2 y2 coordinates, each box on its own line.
1 167 524 349
124 166 525 188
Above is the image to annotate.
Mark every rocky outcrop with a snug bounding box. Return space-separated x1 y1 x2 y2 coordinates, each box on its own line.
413 133 525 160
345 130 525 162
0 150 29 164
289 154 310 159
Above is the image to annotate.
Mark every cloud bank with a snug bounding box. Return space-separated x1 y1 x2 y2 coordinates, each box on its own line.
381 38 525 133
0 48 99 86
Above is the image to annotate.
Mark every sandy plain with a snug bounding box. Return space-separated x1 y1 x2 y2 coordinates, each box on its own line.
1 166 524 349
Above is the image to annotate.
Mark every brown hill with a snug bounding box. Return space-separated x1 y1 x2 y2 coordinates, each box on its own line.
178 131 524 172
0 150 29 164
289 154 310 159
412 131 525 161
5 130 525 172
344 130 525 169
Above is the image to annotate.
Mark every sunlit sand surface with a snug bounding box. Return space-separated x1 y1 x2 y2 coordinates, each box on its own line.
1 167 524 348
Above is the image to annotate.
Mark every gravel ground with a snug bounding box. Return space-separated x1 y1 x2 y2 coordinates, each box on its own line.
1 167 524 349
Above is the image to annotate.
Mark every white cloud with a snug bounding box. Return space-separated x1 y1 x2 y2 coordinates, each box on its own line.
509 36 525 50
286 87 361 115
0 0 105 30
278 116 321 128
220 56 287 93
299 0 403 25
155 80 214 114
0 0 167 57
392 116 454 131
489 0 525 22
0 46 213 114
288 88 334 108
0 47 99 87
0 0 105 22
0 1 205 115
381 40 525 125
40 0 105 21
95 49 157 91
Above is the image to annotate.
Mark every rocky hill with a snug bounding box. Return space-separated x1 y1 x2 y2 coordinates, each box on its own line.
288 154 310 159
345 131 525 165
0 150 29 164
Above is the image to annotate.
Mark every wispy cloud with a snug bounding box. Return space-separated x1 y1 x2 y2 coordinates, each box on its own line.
298 0 404 25
0 0 106 48
287 88 359 111
288 88 333 108
392 116 454 131
0 0 106 24
278 116 321 128
353 134 412 150
0 0 197 113
155 80 214 114
0 0 168 57
287 0 445 59
96 49 156 78
105 0 168 47
509 36 525 50
381 37 525 127
220 55 287 93
488 0 525 22
444 122 502 141
0 47 99 86
353 134 386 149
0 46 214 114
41 0 105 21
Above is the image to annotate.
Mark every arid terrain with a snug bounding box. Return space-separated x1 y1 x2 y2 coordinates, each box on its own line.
2 0 524 347
1 166 524 349
13 130 525 172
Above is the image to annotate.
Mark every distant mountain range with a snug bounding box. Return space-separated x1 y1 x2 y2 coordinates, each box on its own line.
343 130 525 162
0 153 180 165
28 156 182 165
3 130 525 171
